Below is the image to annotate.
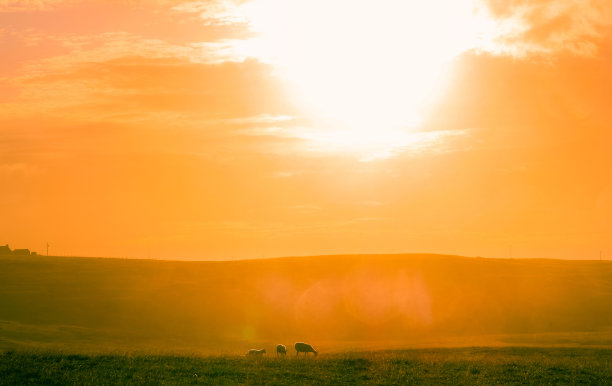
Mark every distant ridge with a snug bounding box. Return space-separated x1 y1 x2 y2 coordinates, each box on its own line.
1 251 607 263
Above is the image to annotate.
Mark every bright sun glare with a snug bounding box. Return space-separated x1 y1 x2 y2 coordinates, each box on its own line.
235 0 497 156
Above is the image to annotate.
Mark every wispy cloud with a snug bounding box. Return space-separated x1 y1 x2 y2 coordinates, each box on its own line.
16 32 215 77
172 0 249 26
0 0 73 12
479 0 612 56
271 171 301 179
243 123 470 161
0 0 213 13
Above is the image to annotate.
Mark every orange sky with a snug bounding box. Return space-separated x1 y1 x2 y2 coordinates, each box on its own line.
1 0 611 260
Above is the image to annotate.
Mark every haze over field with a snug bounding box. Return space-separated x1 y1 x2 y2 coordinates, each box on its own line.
1 5 612 383
1 254 611 353
1 0 611 260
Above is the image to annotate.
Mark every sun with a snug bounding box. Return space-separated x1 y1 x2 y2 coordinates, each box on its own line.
237 0 495 155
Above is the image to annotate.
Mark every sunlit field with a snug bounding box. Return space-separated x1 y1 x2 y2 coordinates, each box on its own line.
2 254 612 353
2 348 611 385
1 254 611 383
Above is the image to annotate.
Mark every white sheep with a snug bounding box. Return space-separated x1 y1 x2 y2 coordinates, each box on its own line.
294 342 317 356
276 344 287 356
247 348 266 356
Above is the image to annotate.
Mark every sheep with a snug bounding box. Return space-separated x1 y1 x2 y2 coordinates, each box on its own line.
276 344 287 356
294 342 317 356
247 348 266 356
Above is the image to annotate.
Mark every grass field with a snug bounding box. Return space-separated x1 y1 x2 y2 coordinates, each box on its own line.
1 347 611 385
2 253 612 352
1 254 611 383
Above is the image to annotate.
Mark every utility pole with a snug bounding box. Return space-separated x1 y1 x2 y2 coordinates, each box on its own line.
46 242 49 257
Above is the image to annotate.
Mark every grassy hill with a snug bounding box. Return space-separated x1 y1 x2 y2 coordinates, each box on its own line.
0 254 611 353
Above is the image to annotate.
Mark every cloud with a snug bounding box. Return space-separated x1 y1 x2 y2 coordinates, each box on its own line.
15 32 213 77
5 28 269 83
0 51 300 191
172 0 249 26
480 0 612 56
271 171 297 178
4 43 289 121
0 0 72 12
0 0 206 12
425 46 612 137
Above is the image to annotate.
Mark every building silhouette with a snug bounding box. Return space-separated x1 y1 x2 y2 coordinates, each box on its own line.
0 244 35 256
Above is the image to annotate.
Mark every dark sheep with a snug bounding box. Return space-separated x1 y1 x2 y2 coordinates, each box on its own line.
295 342 317 356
